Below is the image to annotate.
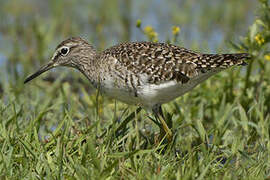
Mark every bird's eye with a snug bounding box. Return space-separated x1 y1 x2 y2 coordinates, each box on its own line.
60 47 69 55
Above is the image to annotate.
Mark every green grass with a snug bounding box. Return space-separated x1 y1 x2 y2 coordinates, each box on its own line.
1 0 270 179
0 64 270 179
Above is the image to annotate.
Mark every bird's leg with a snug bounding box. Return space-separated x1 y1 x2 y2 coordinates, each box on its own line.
153 105 173 142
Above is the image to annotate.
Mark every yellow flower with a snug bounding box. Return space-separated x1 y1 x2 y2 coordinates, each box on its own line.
264 54 270 61
144 26 154 34
149 31 158 38
144 26 158 42
255 34 265 46
172 26 180 36
136 19 141 28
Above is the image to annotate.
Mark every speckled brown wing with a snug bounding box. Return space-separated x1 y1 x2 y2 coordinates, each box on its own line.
101 42 201 84
101 42 250 85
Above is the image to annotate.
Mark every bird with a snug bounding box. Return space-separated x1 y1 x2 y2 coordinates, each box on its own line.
24 37 251 141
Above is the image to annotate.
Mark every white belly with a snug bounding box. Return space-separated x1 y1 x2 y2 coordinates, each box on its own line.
101 70 219 109
138 70 219 107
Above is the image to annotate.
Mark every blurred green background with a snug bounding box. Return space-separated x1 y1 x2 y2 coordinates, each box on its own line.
0 0 255 69
1 0 270 179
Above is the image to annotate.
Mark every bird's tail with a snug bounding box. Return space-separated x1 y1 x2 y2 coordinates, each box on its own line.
200 53 251 70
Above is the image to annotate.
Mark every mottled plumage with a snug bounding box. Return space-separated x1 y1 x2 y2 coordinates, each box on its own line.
24 37 251 140
25 37 250 108
101 41 249 84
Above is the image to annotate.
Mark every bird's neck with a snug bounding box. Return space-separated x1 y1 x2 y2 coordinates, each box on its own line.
74 51 101 88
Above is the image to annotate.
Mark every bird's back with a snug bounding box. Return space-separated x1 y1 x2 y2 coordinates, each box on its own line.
100 41 249 84
96 41 250 107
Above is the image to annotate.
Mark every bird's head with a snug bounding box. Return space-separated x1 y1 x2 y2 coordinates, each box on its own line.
24 37 96 84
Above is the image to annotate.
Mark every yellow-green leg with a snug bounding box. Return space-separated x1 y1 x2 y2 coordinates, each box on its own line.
153 105 173 142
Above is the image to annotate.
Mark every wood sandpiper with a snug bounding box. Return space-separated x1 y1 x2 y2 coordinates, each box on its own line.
24 37 251 141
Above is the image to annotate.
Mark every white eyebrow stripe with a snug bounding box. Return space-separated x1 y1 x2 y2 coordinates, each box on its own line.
52 44 74 60
57 43 73 50
52 51 59 60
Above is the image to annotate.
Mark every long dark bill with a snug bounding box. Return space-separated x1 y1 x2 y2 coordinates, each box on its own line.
24 61 55 84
